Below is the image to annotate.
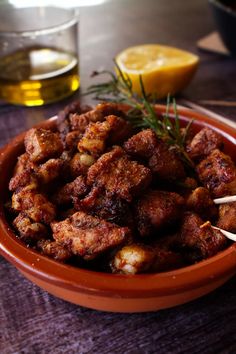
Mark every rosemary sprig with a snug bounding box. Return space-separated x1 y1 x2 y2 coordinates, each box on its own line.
84 61 194 170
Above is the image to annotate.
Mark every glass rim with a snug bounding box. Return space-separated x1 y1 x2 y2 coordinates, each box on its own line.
0 6 79 38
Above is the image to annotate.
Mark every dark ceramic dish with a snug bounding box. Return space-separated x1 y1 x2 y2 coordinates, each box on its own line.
209 0 236 55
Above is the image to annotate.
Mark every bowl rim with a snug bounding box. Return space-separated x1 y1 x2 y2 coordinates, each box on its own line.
0 104 236 299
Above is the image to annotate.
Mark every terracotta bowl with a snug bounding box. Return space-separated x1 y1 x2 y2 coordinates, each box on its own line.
0 105 236 313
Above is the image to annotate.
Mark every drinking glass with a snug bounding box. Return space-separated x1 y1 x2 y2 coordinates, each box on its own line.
0 5 79 106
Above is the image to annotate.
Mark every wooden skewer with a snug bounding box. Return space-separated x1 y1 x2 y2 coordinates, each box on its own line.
211 226 236 242
199 100 236 107
213 195 236 205
200 221 236 241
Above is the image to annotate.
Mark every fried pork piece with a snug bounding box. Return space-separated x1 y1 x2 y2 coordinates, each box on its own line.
124 128 157 158
65 130 82 150
34 158 64 185
78 115 131 157
179 212 227 262
12 188 56 224
187 127 223 161
37 239 72 262
87 146 152 202
13 152 30 176
70 102 126 133
135 190 184 237
76 186 132 226
69 152 95 178
124 129 186 181
9 170 38 192
149 141 186 181
13 213 48 241
57 100 91 146
197 149 236 197
217 202 236 233
186 187 218 220
53 175 88 206
24 128 63 163
78 119 112 157
51 211 131 260
111 243 184 274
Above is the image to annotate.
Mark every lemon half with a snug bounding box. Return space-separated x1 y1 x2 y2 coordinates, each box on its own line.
115 44 199 99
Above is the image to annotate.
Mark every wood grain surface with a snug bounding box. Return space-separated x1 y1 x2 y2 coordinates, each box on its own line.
0 0 236 353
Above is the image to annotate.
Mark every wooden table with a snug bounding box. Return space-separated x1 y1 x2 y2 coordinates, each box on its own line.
1 0 236 353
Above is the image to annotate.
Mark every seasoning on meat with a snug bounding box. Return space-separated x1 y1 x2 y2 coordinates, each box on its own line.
135 190 184 237
53 175 88 206
186 187 218 220
124 128 186 181
179 212 227 262
24 128 63 163
197 149 236 197
217 202 236 233
12 188 56 224
69 152 95 178
37 239 72 262
34 158 65 185
51 211 131 260
9 170 38 192
87 146 152 201
77 186 132 226
13 213 48 241
78 115 131 157
187 127 223 161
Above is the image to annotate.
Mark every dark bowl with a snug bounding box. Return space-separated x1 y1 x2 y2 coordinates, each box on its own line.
209 0 236 55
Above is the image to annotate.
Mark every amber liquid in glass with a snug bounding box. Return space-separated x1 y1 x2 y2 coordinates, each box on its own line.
0 46 80 106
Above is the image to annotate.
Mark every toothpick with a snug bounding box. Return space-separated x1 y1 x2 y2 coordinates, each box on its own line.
211 226 236 242
213 195 236 205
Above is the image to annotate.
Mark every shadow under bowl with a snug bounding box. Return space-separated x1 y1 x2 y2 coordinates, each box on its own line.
209 0 236 56
0 105 236 313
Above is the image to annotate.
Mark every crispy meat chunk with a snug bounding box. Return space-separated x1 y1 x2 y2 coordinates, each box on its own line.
65 130 82 150
13 153 30 176
179 212 227 262
149 141 186 181
124 129 185 181
24 128 63 163
124 129 157 158
37 240 72 262
87 146 152 202
111 243 184 274
69 152 95 178
111 244 155 274
53 176 88 206
135 190 184 237
77 120 111 157
57 100 91 146
77 187 132 226
106 115 132 144
217 202 236 233
9 170 38 192
186 187 218 220
187 127 223 161
51 211 131 260
13 213 48 241
197 149 236 197
35 158 64 185
70 102 125 134
78 115 131 157
12 188 56 224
